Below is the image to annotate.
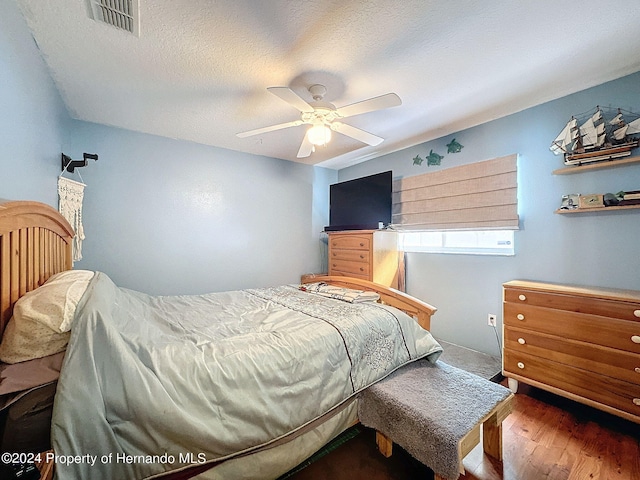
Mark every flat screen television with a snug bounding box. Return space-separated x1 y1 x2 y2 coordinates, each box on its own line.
325 171 392 232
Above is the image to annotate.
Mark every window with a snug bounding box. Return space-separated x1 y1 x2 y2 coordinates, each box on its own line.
392 154 518 255
399 230 515 255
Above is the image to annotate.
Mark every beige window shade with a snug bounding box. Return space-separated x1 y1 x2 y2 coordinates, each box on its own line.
392 154 518 230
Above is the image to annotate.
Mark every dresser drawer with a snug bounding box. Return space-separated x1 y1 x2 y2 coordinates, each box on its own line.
330 249 369 262
504 285 640 322
504 326 640 385
330 259 371 277
504 349 640 417
504 302 640 354
329 270 369 281
329 235 371 251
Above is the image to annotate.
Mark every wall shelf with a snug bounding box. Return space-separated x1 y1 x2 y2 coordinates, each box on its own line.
553 155 640 175
555 204 640 214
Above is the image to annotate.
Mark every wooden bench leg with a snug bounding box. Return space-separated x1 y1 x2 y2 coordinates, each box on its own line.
483 420 503 460
482 395 513 461
375 431 393 457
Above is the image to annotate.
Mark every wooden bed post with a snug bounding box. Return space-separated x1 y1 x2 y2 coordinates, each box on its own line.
416 311 431 331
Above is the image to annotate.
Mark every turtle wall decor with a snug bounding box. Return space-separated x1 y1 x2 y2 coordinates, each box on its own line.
411 138 464 166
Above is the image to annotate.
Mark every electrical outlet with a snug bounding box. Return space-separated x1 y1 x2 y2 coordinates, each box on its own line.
487 314 497 327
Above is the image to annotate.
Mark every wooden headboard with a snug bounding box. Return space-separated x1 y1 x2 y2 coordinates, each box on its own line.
0 200 74 335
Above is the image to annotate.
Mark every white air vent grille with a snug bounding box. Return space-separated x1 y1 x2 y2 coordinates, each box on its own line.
89 0 139 36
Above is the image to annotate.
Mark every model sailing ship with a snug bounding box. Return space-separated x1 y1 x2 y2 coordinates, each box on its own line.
550 106 640 165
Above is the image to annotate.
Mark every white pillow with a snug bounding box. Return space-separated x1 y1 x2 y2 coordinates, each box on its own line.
0 270 94 364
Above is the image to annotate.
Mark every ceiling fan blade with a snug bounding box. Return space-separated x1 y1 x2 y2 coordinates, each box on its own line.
236 120 302 138
267 87 315 113
335 93 401 118
332 122 384 146
296 133 314 158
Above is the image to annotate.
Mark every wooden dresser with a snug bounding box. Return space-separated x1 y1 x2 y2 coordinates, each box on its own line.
327 230 401 289
502 280 640 423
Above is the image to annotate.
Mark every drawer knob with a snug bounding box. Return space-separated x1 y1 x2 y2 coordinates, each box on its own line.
517 362 525 369
518 294 527 301
360 267 364 272
635 310 640 318
517 314 525 321
518 338 526 345
635 367 640 374
634 398 640 406
360 242 365 247
632 335 640 344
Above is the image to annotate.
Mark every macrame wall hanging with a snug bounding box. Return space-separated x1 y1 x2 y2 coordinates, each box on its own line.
58 176 85 262
58 153 98 263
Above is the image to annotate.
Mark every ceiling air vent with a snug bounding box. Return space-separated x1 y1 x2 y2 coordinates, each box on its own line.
89 0 140 36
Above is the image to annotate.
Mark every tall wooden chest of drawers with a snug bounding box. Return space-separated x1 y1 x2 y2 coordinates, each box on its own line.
327 230 400 289
502 280 640 424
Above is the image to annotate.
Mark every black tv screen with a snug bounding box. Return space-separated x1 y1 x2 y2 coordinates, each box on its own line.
325 171 392 232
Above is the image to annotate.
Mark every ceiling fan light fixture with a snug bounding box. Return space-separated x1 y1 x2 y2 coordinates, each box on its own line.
307 124 332 146
236 85 402 158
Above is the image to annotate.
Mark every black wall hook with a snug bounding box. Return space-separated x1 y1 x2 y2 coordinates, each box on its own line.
61 153 98 173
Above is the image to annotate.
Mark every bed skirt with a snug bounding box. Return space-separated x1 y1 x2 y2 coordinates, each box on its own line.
189 400 359 480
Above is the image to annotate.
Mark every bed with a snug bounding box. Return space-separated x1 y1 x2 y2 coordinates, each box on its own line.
0 199 442 480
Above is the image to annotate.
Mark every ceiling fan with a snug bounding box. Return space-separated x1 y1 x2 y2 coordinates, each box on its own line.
236 84 402 158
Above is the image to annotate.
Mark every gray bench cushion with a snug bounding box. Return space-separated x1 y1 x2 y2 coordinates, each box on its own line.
358 360 511 480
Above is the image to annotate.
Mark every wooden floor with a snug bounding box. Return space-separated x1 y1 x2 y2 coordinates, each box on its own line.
460 382 640 480
289 380 640 480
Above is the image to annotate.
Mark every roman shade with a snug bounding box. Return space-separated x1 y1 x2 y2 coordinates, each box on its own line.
392 154 518 231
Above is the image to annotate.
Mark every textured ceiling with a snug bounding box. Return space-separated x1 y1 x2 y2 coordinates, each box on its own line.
15 0 640 169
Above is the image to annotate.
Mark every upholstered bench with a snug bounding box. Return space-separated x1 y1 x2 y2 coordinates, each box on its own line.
358 360 513 480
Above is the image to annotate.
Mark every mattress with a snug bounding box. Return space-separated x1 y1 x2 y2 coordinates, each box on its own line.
52 273 442 479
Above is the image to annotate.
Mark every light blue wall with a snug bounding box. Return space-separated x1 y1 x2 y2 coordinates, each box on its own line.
339 72 640 355
2 0 336 295
63 121 335 294
0 0 69 204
